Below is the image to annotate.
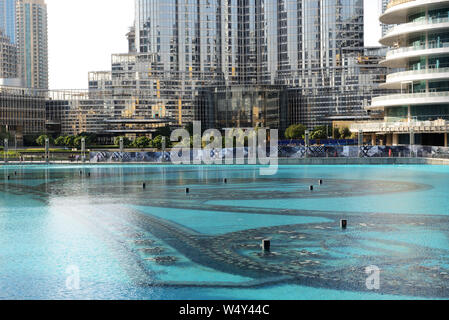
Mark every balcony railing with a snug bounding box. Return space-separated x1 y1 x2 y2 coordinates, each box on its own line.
387 67 449 82
386 0 415 10
351 119 449 133
384 17 449 39
372 91 449 106
386 42 449 59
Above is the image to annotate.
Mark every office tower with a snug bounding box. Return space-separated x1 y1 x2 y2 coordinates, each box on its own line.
16 0 48 89
0 29 17 78
0 0 16 43
354 0 449 146
86 0 386 134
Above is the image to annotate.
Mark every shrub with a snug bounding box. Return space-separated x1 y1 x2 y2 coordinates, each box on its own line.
54 136 67 146
36 135 53 147
285 124 307 140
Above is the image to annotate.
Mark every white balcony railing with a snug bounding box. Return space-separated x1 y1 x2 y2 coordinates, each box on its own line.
386 42 449 59
383 17 449 39
351 119 449 133
372 91 449 103
386 67 449 82
386 0 416 10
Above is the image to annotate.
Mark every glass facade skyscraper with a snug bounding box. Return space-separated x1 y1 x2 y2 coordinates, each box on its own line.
127 0 387 130
134 0 365 85
16 0 48 89
0 0 16 43
85 0 387 135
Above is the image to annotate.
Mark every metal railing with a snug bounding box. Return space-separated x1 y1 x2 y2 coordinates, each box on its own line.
386 0 415 10
386 42 449 58
372 91 449 104
386 67 449 82
384 17 449 38
351 119 449 133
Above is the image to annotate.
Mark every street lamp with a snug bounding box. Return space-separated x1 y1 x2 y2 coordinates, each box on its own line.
119 137 124 153
45 138 49 163
358 130 363 158
81 138 86 163
3 138 8 164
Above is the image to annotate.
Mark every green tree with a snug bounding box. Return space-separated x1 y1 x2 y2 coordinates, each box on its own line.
340 127 352 139
36 135 53 147
285 124 307 140
132 136 151 149
151 135 166 150
114 136 131 147
333 128 342 139
311 129 327 140
73 136 83 149
64 136 76 148
54 136 66 146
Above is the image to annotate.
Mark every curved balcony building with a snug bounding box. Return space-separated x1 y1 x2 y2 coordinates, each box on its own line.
354 0 449 146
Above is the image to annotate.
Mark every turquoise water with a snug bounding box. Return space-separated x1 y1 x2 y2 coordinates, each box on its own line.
0 164 449 300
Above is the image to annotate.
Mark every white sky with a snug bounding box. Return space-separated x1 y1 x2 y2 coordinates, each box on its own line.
47 0 382 90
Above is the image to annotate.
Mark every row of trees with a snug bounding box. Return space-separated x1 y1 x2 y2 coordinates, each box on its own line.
32 124 355 149
333 127 354 139
284 124 355 140
36 133 97 148
114 135 167 149
285 124 330 140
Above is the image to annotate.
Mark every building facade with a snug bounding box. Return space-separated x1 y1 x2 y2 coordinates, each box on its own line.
16 0 48 89
352 0 449 146
0 85 46 142
0 0 16 43
90 0 386 132
381 0 393 36
0 29 17 78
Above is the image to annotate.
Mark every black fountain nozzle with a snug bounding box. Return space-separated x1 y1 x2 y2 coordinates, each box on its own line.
262 239 271 252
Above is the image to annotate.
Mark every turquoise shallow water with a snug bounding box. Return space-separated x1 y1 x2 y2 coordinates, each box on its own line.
0 164 449 300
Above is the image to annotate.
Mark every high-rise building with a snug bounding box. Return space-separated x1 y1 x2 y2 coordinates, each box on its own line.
16 0 48 89
0 0 16 43
0 29 17 78
352 0 449 147
127 0 386 129
85 0 387 137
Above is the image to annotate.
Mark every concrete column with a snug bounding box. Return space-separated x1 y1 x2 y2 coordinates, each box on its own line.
119 137 124 153
386 134 393 146
393 133 399 146
3 138 8 164
305 130 310 147
45 138 49 163
371 134 376 146
81 138 86 163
